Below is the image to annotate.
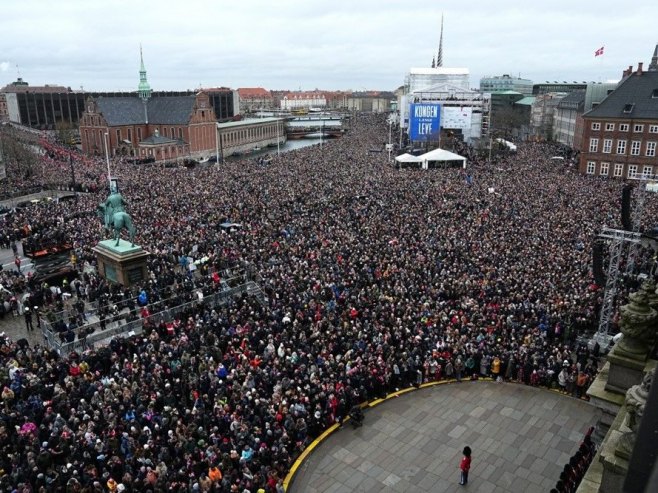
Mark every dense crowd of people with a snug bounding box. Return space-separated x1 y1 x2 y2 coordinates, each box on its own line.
0 114 654 492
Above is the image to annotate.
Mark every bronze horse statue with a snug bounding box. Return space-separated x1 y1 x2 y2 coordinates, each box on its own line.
97 201 136 247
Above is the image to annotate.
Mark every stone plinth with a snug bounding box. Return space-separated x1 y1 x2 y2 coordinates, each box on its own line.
599 413 629 493
605 345 648 394
588 362 626 437
92 239 149 287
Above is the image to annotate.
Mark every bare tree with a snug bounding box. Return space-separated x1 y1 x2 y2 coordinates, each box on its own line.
55 119 77 146
0 126 41 181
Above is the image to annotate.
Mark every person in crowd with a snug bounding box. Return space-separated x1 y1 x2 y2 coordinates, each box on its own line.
459 446 472 486
0 115 642 491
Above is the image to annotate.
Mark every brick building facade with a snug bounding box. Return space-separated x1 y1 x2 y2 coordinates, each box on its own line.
280 91 326 110
79 92 217 161
0 93 8 123
579 54 658 178
237 87 273 113
79 50 218 161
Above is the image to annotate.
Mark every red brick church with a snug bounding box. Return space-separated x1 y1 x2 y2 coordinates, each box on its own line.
79 50 217 161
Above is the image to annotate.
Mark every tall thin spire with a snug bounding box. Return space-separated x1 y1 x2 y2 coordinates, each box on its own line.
138 44 152 102
436 14 444 68
649 43 658 72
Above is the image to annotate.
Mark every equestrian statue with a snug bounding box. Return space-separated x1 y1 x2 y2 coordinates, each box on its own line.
97 184 136 247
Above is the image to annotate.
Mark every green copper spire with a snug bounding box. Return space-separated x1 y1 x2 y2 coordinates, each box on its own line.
138 45 151 101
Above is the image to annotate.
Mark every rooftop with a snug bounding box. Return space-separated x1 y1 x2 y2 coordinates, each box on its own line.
95 95 197 126
217 117 282 129
238 87 272 98
585 70 658 120
410 67 469 75
515 96 536 106
557 90 586 108
1 82 73 94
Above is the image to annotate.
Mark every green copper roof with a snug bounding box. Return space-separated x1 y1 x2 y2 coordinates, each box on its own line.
515 96 536 106
138 46 151 100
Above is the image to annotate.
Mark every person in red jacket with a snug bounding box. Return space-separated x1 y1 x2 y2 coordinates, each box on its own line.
460 446 472 485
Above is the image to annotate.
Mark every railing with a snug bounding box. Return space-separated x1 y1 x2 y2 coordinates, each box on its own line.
0 186 45 202
41 280 262 355
42 266 254 327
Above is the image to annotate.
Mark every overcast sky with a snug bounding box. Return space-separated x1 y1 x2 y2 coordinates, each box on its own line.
1 0 657 92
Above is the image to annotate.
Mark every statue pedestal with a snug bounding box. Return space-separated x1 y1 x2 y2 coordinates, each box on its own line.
605 345 648 394
587 362 625 438
92 239 149 287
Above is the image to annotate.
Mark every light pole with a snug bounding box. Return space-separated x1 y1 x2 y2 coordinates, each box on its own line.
388 118 392 162
215 123 220 164
103 132 111 186
276 118 280 157
69 153 78 202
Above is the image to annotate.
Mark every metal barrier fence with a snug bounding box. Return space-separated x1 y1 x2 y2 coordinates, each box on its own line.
42 266 256 327
41 281 263 355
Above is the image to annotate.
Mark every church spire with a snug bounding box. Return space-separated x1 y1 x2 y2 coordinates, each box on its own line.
138 44 152 102
436 14 444 68
649 43 658 72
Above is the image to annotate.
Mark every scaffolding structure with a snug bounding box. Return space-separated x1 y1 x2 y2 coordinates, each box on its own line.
591 228 642 350
591 178 658 350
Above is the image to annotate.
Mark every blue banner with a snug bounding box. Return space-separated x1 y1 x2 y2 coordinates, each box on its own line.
409 103 441 141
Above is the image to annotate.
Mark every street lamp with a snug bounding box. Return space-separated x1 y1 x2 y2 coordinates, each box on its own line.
69 154 78 202
103 132 111 186
215 123 220 165
388 118 392 162
276 118 280 157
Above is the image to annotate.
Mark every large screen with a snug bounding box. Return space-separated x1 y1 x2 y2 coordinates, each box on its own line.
442 107 472 130
409 103 441 142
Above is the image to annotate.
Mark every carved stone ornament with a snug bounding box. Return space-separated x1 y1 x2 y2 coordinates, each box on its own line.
615 368 654 459
617 287 658 356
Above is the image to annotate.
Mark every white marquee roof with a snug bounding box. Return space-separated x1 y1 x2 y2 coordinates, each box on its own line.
394 153 422 163
419 148 467 162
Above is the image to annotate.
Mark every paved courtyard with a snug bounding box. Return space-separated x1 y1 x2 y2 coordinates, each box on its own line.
288 381 599 493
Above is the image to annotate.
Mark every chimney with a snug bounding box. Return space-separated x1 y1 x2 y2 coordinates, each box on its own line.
637 62 643 75
623 65 632 78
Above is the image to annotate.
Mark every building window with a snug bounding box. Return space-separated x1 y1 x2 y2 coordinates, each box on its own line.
137 128 142 141
627 165 638 179
620 124 629 132
591 122 601 130
116 129 121 143
179 128 183 139
589 138 599 152
647 142 657 157
605 123 615 131
616 140 627 154
128 129 132 142
649 125 658 133
614 163 624 177
600 162 610 176
643 166 653 178
634 124 644 132
631 141 641 156
602 139 612 153
586 161 596 174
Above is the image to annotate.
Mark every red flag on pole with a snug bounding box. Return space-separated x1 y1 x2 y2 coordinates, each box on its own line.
595 46 604 57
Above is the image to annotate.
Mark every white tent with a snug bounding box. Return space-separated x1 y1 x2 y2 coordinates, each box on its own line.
418 148 467 169
394 153 423 169
394 153 422 163
495 138 517 152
